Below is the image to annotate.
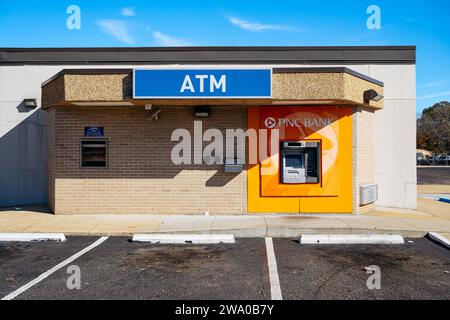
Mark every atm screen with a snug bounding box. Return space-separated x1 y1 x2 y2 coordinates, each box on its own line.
285 154 304 168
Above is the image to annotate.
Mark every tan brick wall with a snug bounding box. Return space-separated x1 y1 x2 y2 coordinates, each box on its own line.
353 106 376 212
352 107 358 212
47 109 56 212
357 107 375 185
48 105 372 215
48 106 247 215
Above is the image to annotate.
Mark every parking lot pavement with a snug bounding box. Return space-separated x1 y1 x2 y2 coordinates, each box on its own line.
0 237 98 298
1 236 449 300
274 238 450 300
12 237 270 300
417 167 450 185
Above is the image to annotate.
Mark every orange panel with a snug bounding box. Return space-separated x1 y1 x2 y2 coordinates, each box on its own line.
247 106 353 213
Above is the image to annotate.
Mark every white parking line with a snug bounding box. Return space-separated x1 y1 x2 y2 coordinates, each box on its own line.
265 237 282 300
1 236 109 300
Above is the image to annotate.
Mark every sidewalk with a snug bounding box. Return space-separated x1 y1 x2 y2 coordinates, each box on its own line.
0 198 449 238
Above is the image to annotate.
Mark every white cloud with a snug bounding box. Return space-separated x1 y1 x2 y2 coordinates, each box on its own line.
417 91 450 100
417 81 444 89
227 16 297 32
97 20 134 45
121 7 135 17
153 31 191 46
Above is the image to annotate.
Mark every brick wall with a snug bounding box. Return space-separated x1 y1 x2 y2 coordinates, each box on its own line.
48 106 247 214
353 106 376 212
47 109 56 212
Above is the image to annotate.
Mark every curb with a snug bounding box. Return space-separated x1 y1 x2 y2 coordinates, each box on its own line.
418 194 450 203
0 233 66 242
299 234 405 244
427 232 450 249
2 228 430 238
132 234 235 244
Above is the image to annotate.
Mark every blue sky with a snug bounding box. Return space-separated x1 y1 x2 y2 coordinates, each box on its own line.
0 0 449 113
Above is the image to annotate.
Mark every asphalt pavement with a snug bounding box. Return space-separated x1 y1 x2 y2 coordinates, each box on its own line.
0 236 449 300
417 167 450 185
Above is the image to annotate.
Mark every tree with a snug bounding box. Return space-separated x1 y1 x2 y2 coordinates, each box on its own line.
417 101 450 154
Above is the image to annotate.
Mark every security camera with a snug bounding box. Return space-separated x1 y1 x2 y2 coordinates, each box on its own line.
146 107 161 121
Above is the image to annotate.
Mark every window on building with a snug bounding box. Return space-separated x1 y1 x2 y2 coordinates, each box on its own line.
81 140 107 168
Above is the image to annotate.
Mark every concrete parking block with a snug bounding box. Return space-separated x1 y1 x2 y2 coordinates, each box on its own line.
427 232 450 249
132 234 235 244
299 234 405 244
0 233 66 242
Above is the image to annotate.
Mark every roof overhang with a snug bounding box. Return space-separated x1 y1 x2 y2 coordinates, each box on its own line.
41 67 384 110
1 46 416 65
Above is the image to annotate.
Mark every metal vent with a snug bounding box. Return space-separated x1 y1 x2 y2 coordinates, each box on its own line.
360 184 378 206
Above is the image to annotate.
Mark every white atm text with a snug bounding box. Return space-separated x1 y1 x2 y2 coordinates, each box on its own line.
180 75 226 93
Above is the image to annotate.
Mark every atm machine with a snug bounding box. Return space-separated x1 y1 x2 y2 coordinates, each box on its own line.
280 141 321 184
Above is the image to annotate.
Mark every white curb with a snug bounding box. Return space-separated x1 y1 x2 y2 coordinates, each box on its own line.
132 234 235 244
0 233 66 242
427 232 450 249
300 234 405 245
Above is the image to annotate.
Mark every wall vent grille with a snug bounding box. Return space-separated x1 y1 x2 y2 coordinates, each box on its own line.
360 184 378 206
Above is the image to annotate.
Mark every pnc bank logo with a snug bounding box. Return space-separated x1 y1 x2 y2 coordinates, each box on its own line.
264 116 333 129
264 117 277 129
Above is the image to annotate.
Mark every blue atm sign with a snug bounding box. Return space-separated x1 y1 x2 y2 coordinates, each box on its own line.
133 68 272 99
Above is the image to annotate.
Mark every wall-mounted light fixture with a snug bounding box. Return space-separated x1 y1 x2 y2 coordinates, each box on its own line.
23 98 38 108
363 89 384 103
194 106 210 118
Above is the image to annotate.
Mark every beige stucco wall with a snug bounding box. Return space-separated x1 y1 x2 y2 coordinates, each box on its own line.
370 65 417 209
272 72 383 109
42 71 383 109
